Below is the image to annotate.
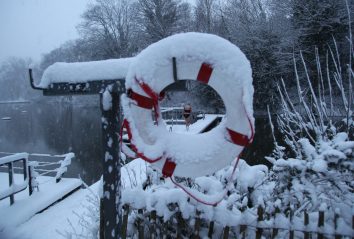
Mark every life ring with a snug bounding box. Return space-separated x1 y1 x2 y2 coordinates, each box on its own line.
121 32 254 179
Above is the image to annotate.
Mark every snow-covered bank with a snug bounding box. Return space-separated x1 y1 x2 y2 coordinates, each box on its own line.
1 181 99 239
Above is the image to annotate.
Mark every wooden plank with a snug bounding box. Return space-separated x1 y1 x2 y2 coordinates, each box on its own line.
272 207 280 239
138 209 144 239
208 221 214 238
193 211 201 239
223 226 230 239
240 224 247 239
334 212 341 239
304 210 309 239
318 211 324 239
255 206 263 239
176 211 184 239
121 205 129 239
100 198 105 239
352 215 354 239
150 210 157 239
289 209 294 239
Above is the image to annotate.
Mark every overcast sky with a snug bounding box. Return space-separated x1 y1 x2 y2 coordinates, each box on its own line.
0 0 89 64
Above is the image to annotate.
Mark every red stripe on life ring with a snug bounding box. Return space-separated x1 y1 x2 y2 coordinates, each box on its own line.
226 128 250 147
162 159 176 178
127 89 155 109
197 63 213 84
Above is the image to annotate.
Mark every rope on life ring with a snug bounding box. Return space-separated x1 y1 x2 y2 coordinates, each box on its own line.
120 32 255 206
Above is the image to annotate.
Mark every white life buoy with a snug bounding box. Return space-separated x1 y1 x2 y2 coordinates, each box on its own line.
121 32 254 179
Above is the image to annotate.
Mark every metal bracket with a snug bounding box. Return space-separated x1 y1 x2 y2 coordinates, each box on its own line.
29 69 45 90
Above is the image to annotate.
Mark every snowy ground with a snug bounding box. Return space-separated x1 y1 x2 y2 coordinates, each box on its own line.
165 114 221 134
0 159 148 239
0 173 82 238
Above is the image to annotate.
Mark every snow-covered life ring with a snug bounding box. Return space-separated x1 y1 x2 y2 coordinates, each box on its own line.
121 32 254 179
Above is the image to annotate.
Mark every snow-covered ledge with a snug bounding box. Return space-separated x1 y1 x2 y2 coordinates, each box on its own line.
38 57 134 88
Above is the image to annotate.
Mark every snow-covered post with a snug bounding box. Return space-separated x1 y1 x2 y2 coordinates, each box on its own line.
100 83 122 239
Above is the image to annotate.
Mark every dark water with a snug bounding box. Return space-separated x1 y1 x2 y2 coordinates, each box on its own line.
0 100 274 185
0 99 103 185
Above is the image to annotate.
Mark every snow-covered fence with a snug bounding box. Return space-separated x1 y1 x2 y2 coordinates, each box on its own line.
0 153 30 205
0 152 75 206
120 204 354 239
28 153 75 183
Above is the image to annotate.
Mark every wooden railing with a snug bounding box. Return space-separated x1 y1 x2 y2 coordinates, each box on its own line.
119 205 354 239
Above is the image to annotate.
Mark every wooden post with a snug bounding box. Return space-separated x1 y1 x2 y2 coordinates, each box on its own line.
318 210 324 239
351 214 353 239
176 211 184 239
272 207 280 239
138 209 144 239
240 206 247 239
121 205 129 239
255 206 263 239
193 211 201 239
100 84 122 239
304 210 309 239
334 211 341 239
289 209 294 239
100 198 105 239
208 221 214 238
223 226 230 239
150 210 157 239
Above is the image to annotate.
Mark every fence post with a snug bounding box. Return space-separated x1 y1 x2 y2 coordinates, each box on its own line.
334 210 341 239
351 214 353 239
208 221 214 238
304 210 309 239
289 209 294 239
272 207 280 239
240 206 247 239
318 210 324 239
150 210 157 239
121 205 129 239
138 209 144 239
255 205 263 239
223 226 230 239
176 211 184 239
193 210 201 239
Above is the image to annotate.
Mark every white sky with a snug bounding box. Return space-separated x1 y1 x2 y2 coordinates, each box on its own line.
0 0 89 64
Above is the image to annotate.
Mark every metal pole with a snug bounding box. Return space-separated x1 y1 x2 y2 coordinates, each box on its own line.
8 162 14 205
100 83 122 239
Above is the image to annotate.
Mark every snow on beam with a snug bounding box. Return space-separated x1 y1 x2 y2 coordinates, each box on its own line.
38 58 134 88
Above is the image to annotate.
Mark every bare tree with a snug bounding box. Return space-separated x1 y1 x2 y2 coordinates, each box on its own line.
78 0 137 58
136 0 192 45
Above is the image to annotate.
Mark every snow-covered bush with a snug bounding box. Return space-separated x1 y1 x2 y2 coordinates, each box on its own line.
121 160 268 238
265 35 353 233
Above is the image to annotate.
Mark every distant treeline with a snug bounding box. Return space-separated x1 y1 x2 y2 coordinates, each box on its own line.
1 0 353 109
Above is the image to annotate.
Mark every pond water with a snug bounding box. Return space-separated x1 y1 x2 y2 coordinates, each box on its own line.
0 100 274 185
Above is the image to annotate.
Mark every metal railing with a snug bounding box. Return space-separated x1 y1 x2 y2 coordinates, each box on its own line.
0 152 74 206
0 153 31 205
